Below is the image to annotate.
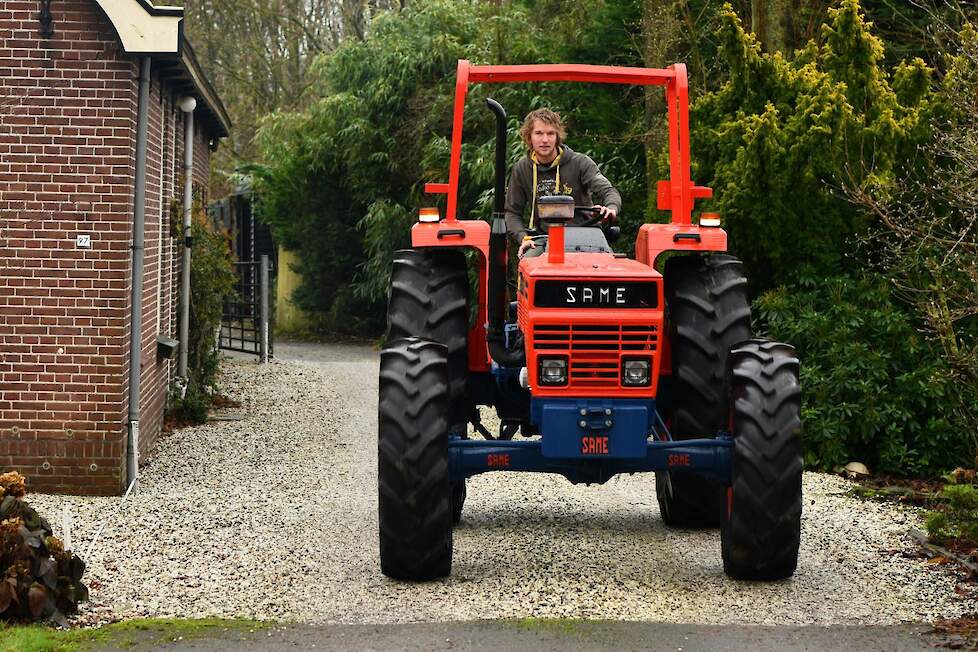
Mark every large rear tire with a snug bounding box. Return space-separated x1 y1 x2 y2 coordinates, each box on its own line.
378 338 453 580
387 248 470 432
722 340 802 580
657 254 751 528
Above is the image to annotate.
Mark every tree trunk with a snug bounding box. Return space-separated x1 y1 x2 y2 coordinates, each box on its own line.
751 0 790 53
343 0 367 40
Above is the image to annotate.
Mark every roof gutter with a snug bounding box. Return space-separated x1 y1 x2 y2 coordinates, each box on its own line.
178 40 230 138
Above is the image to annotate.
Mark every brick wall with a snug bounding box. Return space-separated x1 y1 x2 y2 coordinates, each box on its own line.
0 0 213 495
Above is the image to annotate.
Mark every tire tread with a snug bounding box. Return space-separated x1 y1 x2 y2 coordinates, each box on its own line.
387 249 470 430
657 254 751 528
721 339 802 581
378 338 453 580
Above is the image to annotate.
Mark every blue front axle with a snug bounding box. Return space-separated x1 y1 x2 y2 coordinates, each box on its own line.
448 437 733 486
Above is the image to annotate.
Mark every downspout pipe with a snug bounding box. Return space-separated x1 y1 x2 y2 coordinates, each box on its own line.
177 96 196 379
127 56 152 487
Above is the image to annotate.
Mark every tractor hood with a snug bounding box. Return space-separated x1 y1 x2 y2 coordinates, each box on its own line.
520 252 661 280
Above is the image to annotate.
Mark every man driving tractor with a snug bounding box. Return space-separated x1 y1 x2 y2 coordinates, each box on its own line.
504 108 622 257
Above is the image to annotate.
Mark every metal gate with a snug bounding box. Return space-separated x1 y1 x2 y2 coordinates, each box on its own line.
220 255 272 361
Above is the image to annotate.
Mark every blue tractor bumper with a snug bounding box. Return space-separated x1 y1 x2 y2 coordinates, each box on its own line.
449 398 733 485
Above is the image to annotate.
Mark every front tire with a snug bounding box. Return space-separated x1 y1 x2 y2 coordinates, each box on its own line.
378 338 453 580
657 254 751 528
387 248 470 432
722 340 802 581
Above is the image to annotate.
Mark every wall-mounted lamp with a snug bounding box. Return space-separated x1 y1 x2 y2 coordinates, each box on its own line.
39 0 54 38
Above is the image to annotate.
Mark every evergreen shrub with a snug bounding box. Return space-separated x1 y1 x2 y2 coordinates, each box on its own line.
691 0 933 293
756 275 977 476
168 198 235 424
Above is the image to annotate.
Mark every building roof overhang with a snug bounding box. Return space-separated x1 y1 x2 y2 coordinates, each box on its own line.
93 0 231 140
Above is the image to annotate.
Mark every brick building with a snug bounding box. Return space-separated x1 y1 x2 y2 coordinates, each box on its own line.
0 0 230 494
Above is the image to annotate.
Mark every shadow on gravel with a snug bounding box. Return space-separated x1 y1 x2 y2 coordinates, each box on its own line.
86 620 946 652
272 340 377 363
459 504 671 531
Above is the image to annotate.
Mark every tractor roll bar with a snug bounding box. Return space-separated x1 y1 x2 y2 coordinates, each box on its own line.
426 59 698 225
468 63 679 85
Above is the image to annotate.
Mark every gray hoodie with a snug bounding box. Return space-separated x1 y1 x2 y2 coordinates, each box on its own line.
504 145 622 245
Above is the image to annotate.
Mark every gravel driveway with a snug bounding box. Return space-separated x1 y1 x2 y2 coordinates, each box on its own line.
30 341 977 626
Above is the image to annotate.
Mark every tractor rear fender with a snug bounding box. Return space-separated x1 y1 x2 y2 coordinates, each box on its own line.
412 219 490 254
636 223 729 378
635 223 728 271
411 220 492 372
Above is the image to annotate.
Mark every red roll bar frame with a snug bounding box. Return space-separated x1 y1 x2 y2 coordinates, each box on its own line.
424 59 711 225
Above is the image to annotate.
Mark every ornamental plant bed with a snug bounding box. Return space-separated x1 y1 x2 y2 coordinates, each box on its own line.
0 472 88 627
850 470 978 588
926 482 978 550
849 474 945 507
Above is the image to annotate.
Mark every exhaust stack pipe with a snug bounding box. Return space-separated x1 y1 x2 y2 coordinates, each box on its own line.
485 98 524 368
487 98 507 218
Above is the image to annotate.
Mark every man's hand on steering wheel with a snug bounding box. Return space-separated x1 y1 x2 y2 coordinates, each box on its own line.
593 204 617 222
518 237 537 258
574 205 617 226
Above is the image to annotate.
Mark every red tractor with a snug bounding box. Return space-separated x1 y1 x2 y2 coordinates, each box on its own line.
378 61 802 582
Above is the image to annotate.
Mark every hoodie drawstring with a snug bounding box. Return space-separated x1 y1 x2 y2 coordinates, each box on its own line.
528 146 563 230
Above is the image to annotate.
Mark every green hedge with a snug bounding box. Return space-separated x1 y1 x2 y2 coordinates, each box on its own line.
756 275 977 476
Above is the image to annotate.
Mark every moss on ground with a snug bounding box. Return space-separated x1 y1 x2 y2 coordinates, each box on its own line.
0 618 268 652
509 617 586 635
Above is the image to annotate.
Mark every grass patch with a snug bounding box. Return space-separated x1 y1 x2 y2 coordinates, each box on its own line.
0 618 269 652
0 624 64 652
927 483 978 547
510 618 586 635
846 484 938 506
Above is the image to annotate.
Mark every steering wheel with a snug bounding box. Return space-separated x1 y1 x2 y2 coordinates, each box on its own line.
527 207 617 237
575 205 607 227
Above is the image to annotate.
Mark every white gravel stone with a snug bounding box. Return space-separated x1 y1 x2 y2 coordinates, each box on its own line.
27 342 977 626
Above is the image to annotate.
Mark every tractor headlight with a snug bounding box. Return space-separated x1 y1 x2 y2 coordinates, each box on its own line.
539 357 568 386
622 358 651 387
699 212 722 227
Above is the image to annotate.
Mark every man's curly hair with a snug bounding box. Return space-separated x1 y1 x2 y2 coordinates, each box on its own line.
520 108 566 150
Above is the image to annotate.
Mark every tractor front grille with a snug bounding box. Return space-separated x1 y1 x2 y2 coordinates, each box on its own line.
532 323 658 388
